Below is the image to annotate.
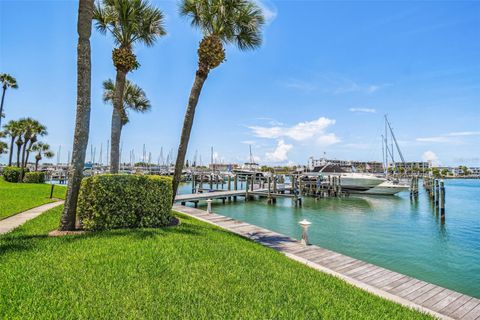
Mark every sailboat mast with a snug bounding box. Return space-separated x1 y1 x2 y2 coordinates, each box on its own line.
385 115 406 164
381 134 386 174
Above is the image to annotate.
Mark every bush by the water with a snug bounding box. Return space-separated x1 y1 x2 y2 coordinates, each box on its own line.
78 174 173 231
2 166 23 183
23 172 45 184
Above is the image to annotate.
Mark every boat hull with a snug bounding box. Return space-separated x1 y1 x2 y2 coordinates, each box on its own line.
350 181 410 195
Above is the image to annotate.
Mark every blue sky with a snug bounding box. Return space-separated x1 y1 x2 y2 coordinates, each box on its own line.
1 0 479 166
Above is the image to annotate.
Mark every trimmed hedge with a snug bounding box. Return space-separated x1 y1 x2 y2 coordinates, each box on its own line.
2 166 22 183
23 172 46 184
78 174 173 231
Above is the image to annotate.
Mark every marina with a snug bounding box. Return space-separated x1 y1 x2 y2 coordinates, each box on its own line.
1 0 479 318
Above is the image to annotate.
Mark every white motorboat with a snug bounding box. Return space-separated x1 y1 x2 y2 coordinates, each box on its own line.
354 179 410 195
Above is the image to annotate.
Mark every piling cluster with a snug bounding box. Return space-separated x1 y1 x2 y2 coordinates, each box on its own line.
188 172 347 208
424 177 446 223
410 176 419 199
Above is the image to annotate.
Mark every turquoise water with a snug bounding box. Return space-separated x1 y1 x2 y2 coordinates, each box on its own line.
179 180 480 298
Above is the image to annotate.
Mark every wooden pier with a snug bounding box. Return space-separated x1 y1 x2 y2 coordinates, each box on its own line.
174 187 304 206
174 204 480 320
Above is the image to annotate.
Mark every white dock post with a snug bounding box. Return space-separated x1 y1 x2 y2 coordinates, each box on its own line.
206 199 212 214
299 219 311 246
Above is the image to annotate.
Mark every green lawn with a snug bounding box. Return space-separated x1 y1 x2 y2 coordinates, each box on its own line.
0 178 66 220
0 206 431 319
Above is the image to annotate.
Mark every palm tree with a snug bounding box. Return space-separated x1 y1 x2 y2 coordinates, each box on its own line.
0 141 7 155
93 0 166 173
172 0 265 198
0 73 18 128
60 0 94 231
21 119 47 168
0 131 7 156
102 78 151 145
15 134 24 167
2 120 22 166
32 142 54 171
15 118 47 179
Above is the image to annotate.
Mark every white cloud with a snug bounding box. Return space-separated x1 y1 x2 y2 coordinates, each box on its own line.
317 133 341 146
281 78 317 92
255 117 284 126
249 117 340 145
448 131 480 137
333 81 384 95
281 74 387 95
266 140 292 162
349 108 377 114
416 136 451 143
422 150 439 166
416 131 480 143
254 0 277 24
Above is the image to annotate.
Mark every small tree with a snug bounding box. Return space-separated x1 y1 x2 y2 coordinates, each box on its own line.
32 142 55 171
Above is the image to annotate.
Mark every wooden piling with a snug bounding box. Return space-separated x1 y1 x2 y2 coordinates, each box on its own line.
440 180 446 223
233 174 238 201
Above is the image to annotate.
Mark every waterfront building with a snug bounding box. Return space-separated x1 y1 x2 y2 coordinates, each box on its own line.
208 163 239 172
388 161 430 171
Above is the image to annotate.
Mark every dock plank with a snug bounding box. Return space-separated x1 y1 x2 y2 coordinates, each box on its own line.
440 295 472 316
462 303 480 320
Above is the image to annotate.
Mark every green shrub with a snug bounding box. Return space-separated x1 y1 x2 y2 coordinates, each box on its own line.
78 174 173 231
2 166 22 183
23 172 45 183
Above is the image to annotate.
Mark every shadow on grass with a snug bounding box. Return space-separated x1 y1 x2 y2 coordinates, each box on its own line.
0 222 206 258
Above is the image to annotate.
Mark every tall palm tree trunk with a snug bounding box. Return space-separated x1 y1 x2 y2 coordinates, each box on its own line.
172 70 209 201
109 69 127 174
60 0 94 231
8 136 15 166
21 142 27 169
0 85 6 128
16 143 22 167
20 140 29 180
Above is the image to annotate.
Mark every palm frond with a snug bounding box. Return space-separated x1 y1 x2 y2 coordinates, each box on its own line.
0 73 18 89
179 0 264 51
102 78 151 124
94 0 166 48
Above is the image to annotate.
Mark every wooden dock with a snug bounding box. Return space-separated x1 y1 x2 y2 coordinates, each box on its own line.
173 204 480 320
175 190 247 203
175 188 302 206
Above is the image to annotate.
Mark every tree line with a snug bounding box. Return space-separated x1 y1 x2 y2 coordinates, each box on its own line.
1 118 55 175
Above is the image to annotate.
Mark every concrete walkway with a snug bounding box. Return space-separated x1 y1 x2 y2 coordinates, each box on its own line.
0 201 64 234
174 204 480 320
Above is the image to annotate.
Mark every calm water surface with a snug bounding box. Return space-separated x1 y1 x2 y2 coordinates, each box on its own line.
179 180 480 298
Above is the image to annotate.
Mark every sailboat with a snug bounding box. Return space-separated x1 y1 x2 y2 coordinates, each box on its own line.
363 115 410 195
232 145 264 180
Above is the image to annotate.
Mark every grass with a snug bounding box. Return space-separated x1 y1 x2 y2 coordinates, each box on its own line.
0 206 431 319
0 178 66 220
